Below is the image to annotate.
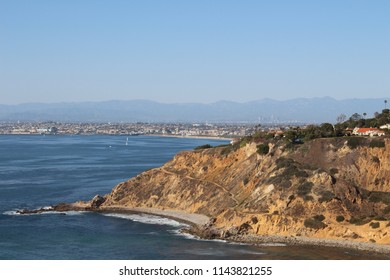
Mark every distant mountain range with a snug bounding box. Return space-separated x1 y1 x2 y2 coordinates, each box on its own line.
0 97 388 123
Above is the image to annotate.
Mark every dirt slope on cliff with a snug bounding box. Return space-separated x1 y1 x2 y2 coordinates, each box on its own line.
99 137 390 245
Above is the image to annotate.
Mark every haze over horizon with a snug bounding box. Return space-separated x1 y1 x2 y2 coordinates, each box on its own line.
1 96 389 107
1 1 390 105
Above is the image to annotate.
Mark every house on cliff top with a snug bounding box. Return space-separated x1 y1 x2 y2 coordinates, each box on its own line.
380 124 390 130
352 127 386 137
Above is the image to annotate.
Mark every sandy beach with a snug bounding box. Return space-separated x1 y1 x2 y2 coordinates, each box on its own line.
99 205 211 226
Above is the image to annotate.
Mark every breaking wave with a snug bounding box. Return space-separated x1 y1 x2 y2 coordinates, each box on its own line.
102 213 185 227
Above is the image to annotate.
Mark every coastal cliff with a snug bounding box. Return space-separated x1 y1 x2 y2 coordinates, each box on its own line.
91 137 390 245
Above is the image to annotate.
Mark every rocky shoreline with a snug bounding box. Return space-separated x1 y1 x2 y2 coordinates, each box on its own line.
17 201 390 257
187 218 390 256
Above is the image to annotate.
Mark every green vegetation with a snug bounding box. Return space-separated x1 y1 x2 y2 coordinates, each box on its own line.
369 222 380 229
194 144 213 150
227 107 388 157
256 143 269 155
297 182 313 197
318 190 335 203
220 142 240 155
313 214 325 222
336 215 345 222
349 217 370 225
240 138 250 148
303 123 336 140
368 191 390 205
347 137 366 149
215 144 230 148
276 157 294 169
279 180 292 189
329 168 339 175
304 217 326 229
369 139 385 148
342 109 390 129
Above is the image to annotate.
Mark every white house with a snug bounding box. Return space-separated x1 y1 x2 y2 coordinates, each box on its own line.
379 124 390 130
352 127 386 137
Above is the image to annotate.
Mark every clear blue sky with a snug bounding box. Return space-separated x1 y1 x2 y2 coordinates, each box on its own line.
1 0 389 104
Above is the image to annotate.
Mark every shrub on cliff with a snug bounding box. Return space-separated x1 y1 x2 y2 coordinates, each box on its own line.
220 142 240 155
304 218 326 230
336 215 345 222
369 140 385 148
276 157 295 169
297 182 313 197
313 214 325 222
256 143 269 155
318 190 335 203
369 192 390 205
347 137 366 149
194 144 212 150
349 217 370 225
369 222 380 229
329 168 339 175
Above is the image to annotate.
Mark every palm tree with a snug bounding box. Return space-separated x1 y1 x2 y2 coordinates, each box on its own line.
363 112 367 119
385 100 388 110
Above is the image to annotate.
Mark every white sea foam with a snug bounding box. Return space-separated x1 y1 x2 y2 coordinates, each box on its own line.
2 209 84 216
103 213 185 227
168 229 227 243
169 229 199 240
62 211 84 216
2 210 19 216
259 242 287 247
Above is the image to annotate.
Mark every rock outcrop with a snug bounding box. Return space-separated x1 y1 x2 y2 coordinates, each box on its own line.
91 137 390 245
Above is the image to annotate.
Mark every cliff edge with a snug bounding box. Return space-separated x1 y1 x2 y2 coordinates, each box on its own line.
95 137 390 245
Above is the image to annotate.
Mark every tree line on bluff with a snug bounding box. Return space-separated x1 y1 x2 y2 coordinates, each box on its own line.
195 109 389 154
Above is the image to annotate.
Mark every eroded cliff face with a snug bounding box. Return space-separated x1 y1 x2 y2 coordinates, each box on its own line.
100 137 390 244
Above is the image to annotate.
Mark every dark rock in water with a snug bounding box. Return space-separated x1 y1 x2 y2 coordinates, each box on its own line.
16 203 84 215
53 203 79 212
17 208 49 215
90 195 106 209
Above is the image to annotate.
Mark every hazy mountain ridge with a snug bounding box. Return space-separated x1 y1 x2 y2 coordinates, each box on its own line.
0 97 387 123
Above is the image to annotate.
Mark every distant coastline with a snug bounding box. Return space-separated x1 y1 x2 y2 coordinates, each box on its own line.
144 134 234 141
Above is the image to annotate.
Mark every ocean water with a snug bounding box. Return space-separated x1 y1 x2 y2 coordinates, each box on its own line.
0 135 387 260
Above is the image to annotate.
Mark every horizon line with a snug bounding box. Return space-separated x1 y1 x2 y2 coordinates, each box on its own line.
2 96 389 106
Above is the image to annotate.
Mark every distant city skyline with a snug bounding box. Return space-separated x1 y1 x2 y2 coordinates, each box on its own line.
1 0 390 105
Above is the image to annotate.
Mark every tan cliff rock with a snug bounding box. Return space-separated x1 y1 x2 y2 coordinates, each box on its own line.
97 137 390 245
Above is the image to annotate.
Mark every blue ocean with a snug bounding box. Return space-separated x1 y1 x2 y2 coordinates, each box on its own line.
0 135 386 259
